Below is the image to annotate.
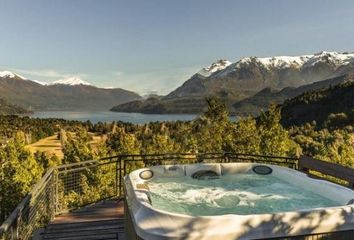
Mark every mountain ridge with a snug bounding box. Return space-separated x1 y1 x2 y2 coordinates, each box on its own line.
0 73 141 111
112 51 354 114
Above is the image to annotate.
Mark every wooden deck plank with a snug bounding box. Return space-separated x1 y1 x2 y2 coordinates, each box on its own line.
45 222 123 233
42 199 125 240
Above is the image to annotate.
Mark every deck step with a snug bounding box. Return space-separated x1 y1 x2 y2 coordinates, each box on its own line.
45 221 123 233
43 233 119 240
42 200 126 240
43 228 124 239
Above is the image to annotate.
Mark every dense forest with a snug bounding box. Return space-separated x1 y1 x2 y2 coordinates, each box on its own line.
0 115 91 144
282 80 354 128
0 99 30 115
1 90 354 222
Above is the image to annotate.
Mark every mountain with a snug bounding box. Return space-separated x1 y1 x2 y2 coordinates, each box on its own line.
0 71 141 111
0 98 30 115
280 74 354 127
165 59 232 99
233 74 354 116
197 59 232 77
51 77 93 86
111 51 354 114
167 51 354 99
0 71 26 80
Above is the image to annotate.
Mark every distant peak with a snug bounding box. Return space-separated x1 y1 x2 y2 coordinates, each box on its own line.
51 77 93 86
233 51 354 69
314 51 337 56
0 70 26 79
198 59 231 77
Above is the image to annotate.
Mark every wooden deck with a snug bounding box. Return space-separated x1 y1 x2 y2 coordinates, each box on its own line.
41 199 126 240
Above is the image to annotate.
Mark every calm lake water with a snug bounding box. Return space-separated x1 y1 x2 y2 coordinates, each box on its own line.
30 111 199 124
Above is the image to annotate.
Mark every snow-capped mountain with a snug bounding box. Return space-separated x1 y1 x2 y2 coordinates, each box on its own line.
30 79 48 85
166 51 354 100
51 77 93 86
218 51 354 77
0 70 50 85
0 70 94 86
198 59 232 77
114 51 354 115
0 71 26 80
0 71 141 110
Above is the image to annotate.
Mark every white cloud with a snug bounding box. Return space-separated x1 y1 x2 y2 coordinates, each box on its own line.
113 71 124 77
10 68 88 80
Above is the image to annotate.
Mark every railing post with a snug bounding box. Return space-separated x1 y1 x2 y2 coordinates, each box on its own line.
54 169 59 215
118 156 123 197
298 156 309 173
223 152 228 163
115 160 118 197
50 171 55 221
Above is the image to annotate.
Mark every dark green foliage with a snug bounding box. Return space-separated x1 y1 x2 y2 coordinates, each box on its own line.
281 77 354 128
108 97 298 157
289 123 354 167
0 115 90 144
0 132 43 221
233 74 354 116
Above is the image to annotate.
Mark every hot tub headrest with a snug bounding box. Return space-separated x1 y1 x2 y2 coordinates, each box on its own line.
192 170 219 180
252 165 273 175
139 170 154 180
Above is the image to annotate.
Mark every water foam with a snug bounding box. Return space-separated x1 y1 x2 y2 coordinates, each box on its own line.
148 174 339 216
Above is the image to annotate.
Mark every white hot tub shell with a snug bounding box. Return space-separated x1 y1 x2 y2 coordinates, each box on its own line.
124 163 354 240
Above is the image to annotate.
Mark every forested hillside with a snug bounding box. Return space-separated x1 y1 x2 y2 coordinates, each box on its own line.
233 74 354 116
0 99 30 115
281 76 354 128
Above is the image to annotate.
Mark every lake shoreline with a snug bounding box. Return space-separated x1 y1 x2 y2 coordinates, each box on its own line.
28 111 199 124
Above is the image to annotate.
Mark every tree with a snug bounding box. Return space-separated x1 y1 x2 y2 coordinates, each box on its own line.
62 129 94 164
106 127 141 155
0 131 43 221
258 104 299 157
191 97 231 152
225 117 261 154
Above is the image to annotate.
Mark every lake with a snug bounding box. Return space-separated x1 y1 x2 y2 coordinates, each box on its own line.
30 111 199 124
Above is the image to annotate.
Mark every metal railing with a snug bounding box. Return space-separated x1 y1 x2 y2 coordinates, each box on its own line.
0 153 298 240
0 169 55 240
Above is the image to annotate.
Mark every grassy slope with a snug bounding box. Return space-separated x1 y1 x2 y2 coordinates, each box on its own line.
26 133 104 160
26 134 64 159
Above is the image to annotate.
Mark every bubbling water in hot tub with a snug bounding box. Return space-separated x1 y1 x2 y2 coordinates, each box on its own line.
147 173 339 216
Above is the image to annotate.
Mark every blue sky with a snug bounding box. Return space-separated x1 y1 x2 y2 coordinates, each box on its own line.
0 0 354 95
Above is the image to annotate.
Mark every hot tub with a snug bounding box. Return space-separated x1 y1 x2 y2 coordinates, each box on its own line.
124 163 354 239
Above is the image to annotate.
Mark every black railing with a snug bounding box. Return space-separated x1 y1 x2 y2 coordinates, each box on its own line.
0 153 298 240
